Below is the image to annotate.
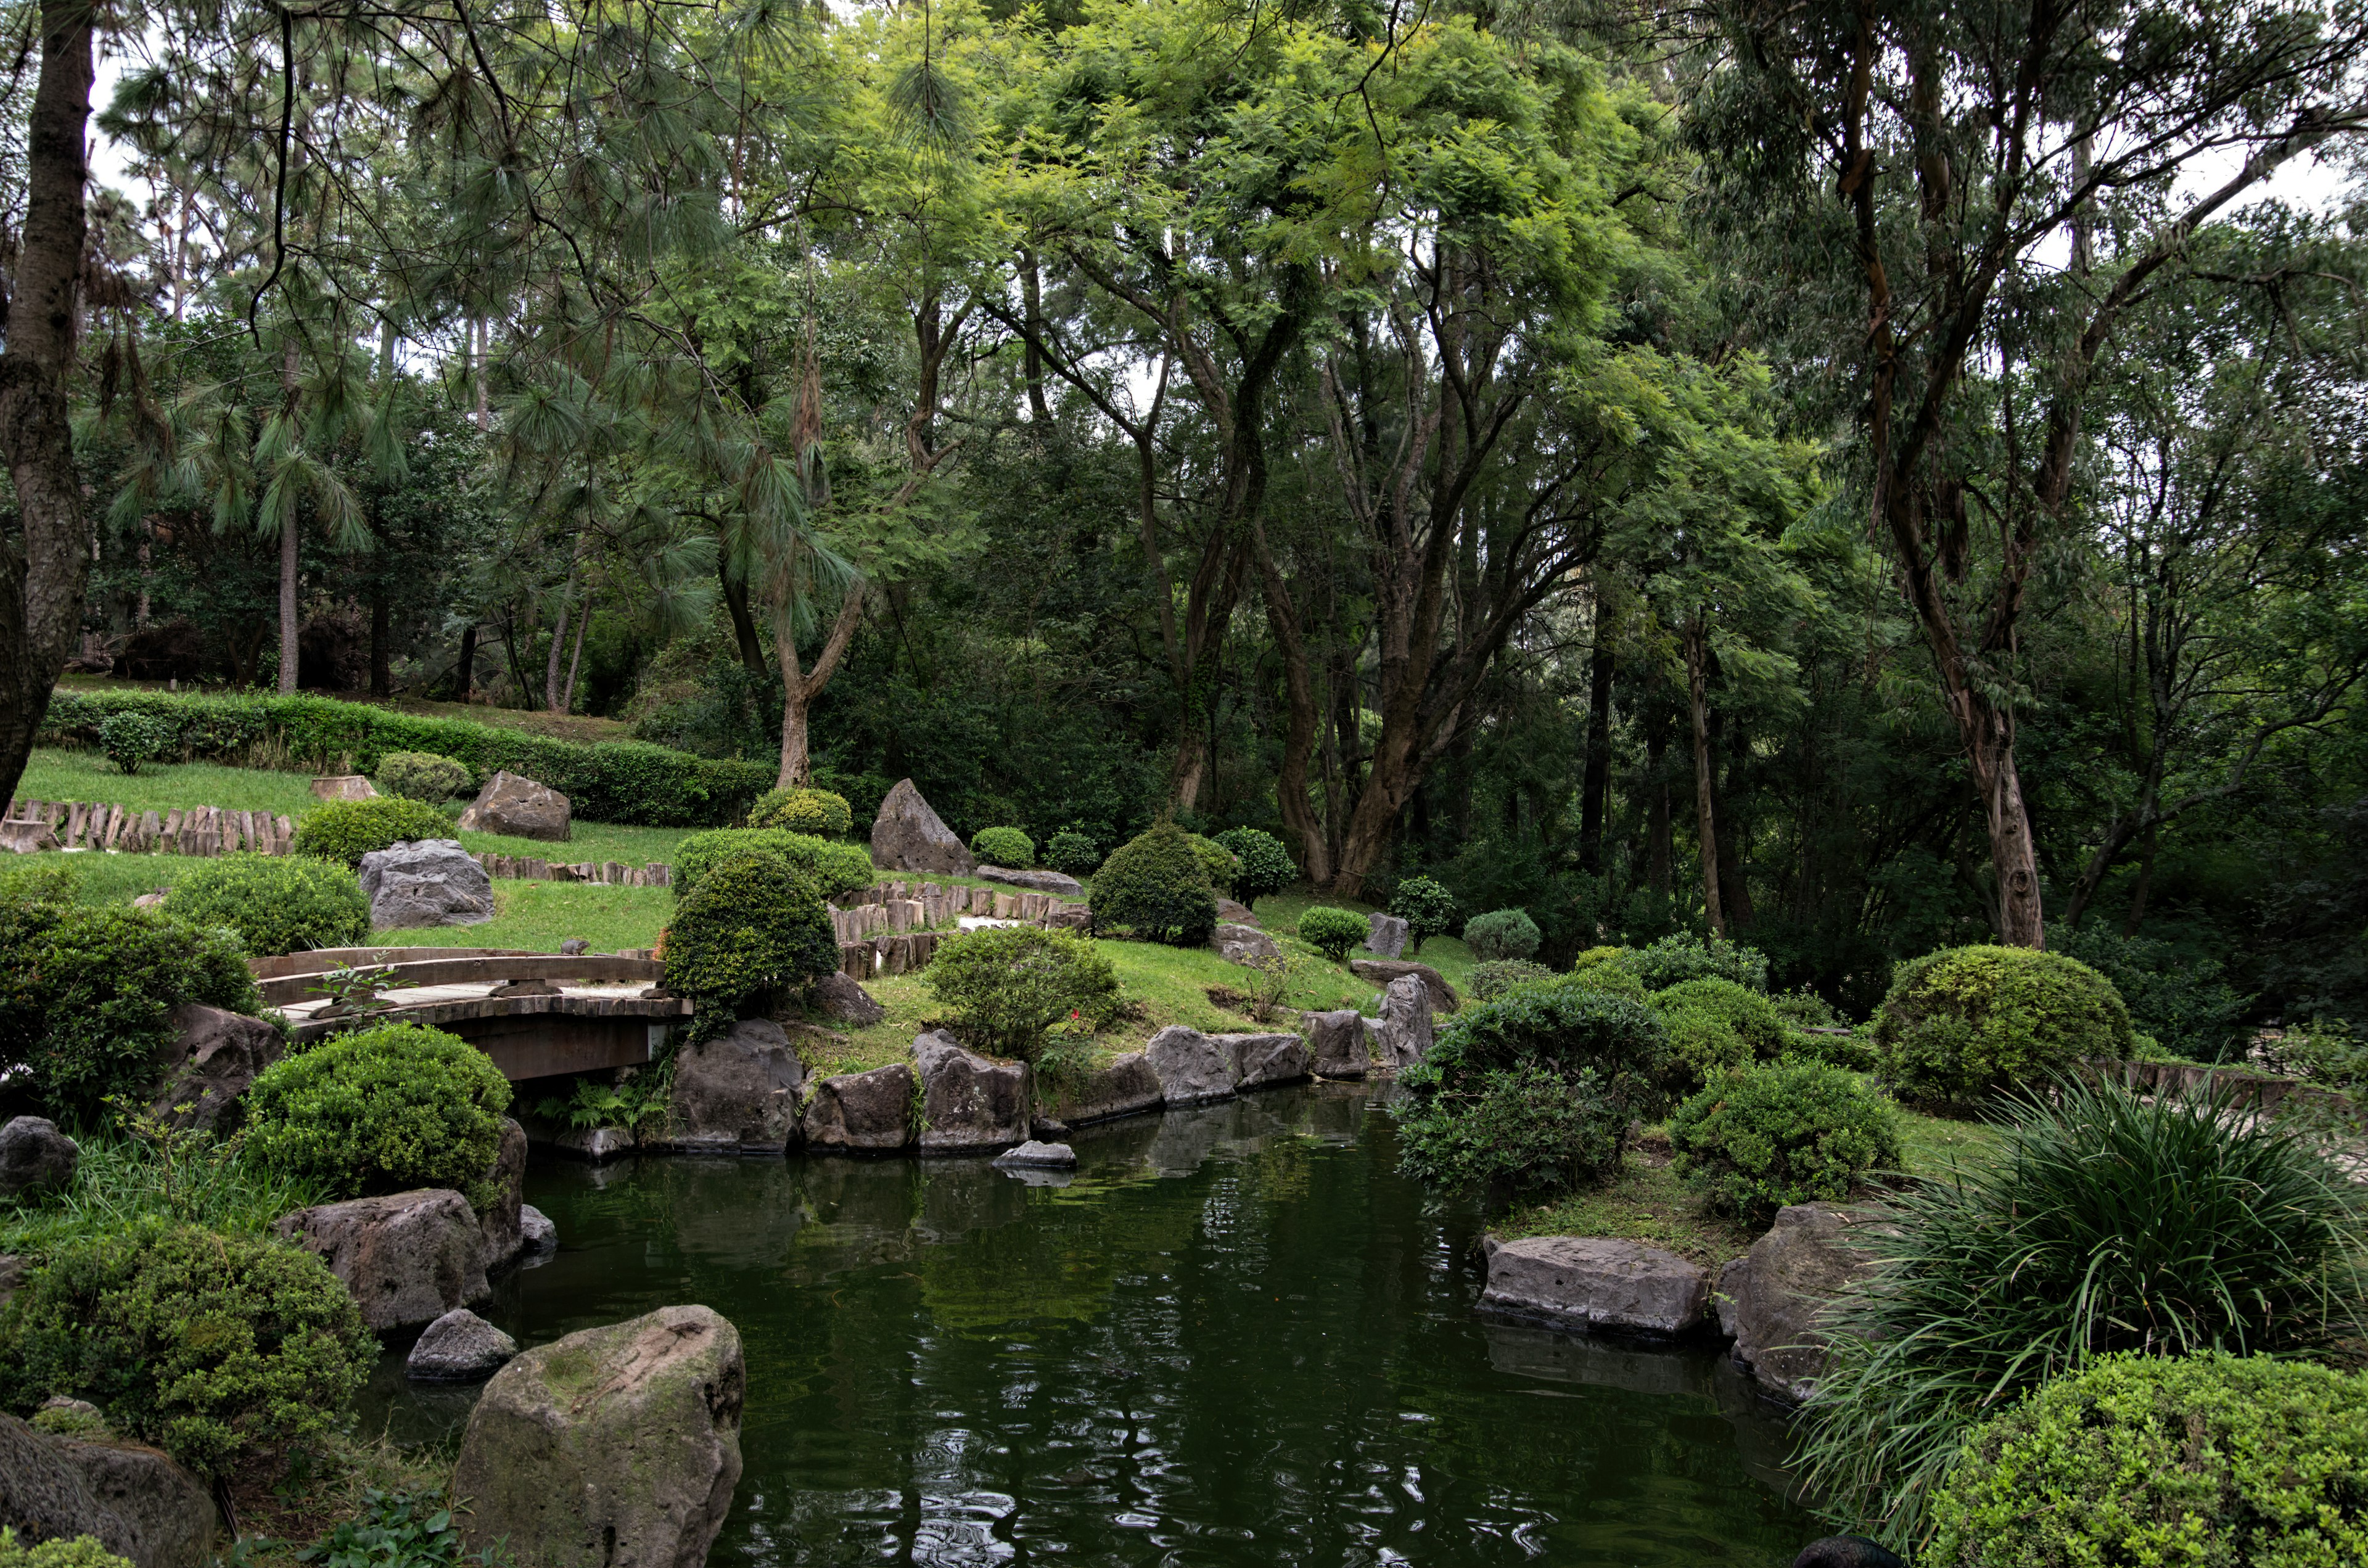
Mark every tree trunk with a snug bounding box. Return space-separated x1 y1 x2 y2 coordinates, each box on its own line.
718 563 768 677
776 583 864 789
1709 705 1755 929
1579 622 1614 875
2123 821 2158 935
1646 706 1673 898
543 594 570 713
1965 691 2045 946
276 511 299 692
369 588 390 697
1684 617 1724 937
453 623 477 701
0 0 93 808
560 600 589 715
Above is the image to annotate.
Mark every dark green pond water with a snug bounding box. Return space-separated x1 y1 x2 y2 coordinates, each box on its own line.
368 1083 1815 1567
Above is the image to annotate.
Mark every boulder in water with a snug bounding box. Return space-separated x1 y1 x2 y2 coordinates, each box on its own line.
913 1031 1030 1154
407 1307 519 1382
1480 1235 1711 1337
274 1188 491 1331
668 1019 807 1153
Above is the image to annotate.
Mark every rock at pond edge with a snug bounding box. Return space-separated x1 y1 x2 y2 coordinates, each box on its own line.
1479 1234 1711 1337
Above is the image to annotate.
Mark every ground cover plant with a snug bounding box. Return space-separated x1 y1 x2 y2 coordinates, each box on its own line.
242 1024 514 1206
168 853 371 956
0 1532 133 1568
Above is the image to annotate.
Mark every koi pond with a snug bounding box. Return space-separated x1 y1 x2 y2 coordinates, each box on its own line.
366 1082 1814 1566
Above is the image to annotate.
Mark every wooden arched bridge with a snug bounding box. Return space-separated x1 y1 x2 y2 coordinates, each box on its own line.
252 948 691 1081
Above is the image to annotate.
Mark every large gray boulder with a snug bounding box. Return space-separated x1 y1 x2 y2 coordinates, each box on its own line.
869 778 974 875
148 1004 281 1131
977 865 1084 897
812 971 886 1026
1350 959 1459 1012
407 1307 519 1382
479 1117 528 1267
274 1189 491 1332
1480 1235 1711 1337
1717 1203 1894 1404
800 1062 915 1151
1302 1010 1368 1079
0 1117 76 1199
1036 1052 1164 1127
913 1031 1031 1154
358 839 496 929
1375 974 1435 1068
454 1305 744 1568
1222 1032 1311 1090
993 1139 1076 1168
1363 912 1408 958
668 1019 807 1154
519 1204 558 1253
456 770 572 842
0 1413 218 1568
1212 922 1281 964
1145 1025 1239 1105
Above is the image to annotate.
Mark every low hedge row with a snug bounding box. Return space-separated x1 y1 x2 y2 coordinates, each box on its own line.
41 690 771 827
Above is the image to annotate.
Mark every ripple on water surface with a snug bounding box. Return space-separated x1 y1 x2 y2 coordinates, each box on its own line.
364 1083 1812 1567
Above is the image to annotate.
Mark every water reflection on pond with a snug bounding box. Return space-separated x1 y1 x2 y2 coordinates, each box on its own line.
366 1083 1812 1566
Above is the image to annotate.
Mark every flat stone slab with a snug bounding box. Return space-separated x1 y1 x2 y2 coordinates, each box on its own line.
976 865 1085 897
1038 1052 1165 1127
1481 1235 1711 1337
993 1140 1077 1168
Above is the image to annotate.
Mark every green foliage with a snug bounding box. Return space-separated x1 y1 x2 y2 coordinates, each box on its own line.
1783 1029 1883 1073
660 852 837 1019
1394 1062 1627 1195
1616 934 1771 992
1296 906 1371 963
0 1123 332 1258
168 854 369 957
1089 823 1219 946
1874 945 2134 1109
292 798 457 866
2272 1017 2368 1090
1042 829 1100 876
1211 828 1295 909
1771 987 1843 1028
300 1488 508 1568
924 927 1120 1062
1389 876 1460 954
748 787 853 837
1470 959 1552 1000
969 826 1036 867
0 899 260 1123
1924 1353 2368 1568
0 1531 133 1568
1547 963 1649 1003
1798 1080 2368 1552
1182 834 1238 895
95 712 173 775
1667 1062 1902 1225
672 827 874 901
372 752 474 803
1653 976 1791 1094
533 1075 670 1139
0 1218 374 1476
1414 984 1671 1112
2050 922 2251 1063
1462 907 1542 962
242 1024 512 1205
40 689 770 827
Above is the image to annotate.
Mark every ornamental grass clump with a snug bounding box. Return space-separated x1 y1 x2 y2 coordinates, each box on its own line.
1873 944 2132 1110
168 853 369 957
1667 1061 1902 1225
241 1024 513 1207
1090 823 1219 946
925 926 1120 1062
1796 1078 2368 1555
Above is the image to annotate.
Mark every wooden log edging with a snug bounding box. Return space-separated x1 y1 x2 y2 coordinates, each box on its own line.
827 877 1093 980
3 797 295 856
469 852 671 887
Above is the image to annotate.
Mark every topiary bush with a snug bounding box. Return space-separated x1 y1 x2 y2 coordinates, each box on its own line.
1783 1028 1883 1073
1090 823 1219 946
1668 1061 1903 1225
242 1024 512 1205
1923 1352 2368 1568
661 851 839 1021
96 712 173 774
1547 962 1649 1003
1183 834 1238 897
0 1218 374 1477
1394 1061 1627 1195
1653 977 1791 1093
1297 906 1371 964
1615 933 1770 991
290 798 456 866
1873 945 2133 1109
1211 828 1295 910
1413 984 1671 1112
1462 907 1541 963
1470 959 1552 1001
372 750 472 803
1389 876 1459 954
0 901 260 1122
924 926 1121 1062
0 1531 134 1568
167 853 369 957
1043 829 1100 877
969 826 1036 868
672 827 874 901
747 786 853 837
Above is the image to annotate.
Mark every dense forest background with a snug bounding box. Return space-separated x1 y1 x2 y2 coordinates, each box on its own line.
8 0 2366 1022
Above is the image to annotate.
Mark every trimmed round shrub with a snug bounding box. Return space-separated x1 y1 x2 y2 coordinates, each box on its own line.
747 786 853 837
0 1218 374 1477
0 903 259 1122
924 926 1120 1062
1 1532 134 1568
1183 834 1238 896
1783 1028 1883 1073
1653 977 1791 1093
1462 907 1541 963
661 851 838 1016
1389 876 1459 954
1089 823 1219 946
96 712 172 774
1297 906 1370 963
1668 1062 1904 1225
1415 983 1670 1112
242 1024 512 1205
1616 934 1770 991
1771 987 1843 1029
1547 963 1648 1003
1873 945 2133 1109
372 750 472 803
1470 959 1552 1001
672 827 873 901
1394 1061 1627 1194
1926 1353 2368 1568
167 853 368 957
969 826 1036 868
1212 828 1295 909
1042 829 1100 876
291 797 454 866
